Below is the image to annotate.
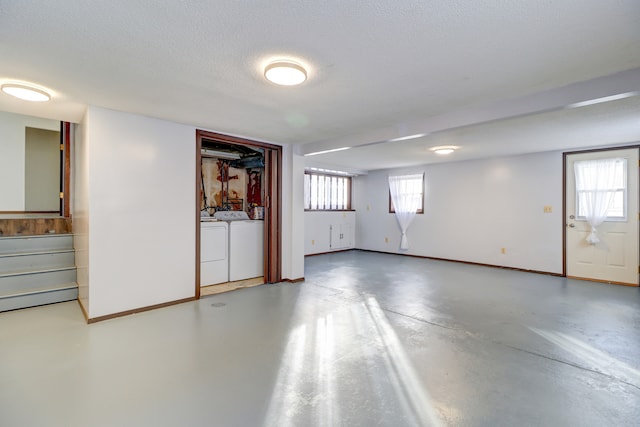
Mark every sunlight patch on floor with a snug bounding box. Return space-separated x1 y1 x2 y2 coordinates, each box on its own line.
530 327 640 387
263 295 442 426
365 296 443 427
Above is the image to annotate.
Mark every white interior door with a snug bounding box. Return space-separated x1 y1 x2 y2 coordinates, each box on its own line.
565 148 639 285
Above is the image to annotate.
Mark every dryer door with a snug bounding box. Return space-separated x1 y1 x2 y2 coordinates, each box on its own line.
201 223 229 286
201 224 227 262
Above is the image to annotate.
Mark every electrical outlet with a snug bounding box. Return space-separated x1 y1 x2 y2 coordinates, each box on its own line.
544 206 552 213
385 237 389 243
501 247 506 254
311 239 315 245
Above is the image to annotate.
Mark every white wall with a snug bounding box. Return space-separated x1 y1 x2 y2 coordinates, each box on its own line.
75 106 304 318
83 107 196 318
354 151 564 273
281 149 305 280
73 118 90 312
0 111 59 210
305 211 356 255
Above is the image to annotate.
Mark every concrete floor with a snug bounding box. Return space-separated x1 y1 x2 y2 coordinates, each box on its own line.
1 250 638 427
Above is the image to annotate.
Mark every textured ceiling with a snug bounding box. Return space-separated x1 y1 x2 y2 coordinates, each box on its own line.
1 0 639 170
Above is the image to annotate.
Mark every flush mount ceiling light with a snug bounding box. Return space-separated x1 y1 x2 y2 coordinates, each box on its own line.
1 83 51 102
431 146 458 155
264 61 307 86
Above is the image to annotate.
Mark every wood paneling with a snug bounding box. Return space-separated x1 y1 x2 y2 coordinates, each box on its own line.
0 217 71 236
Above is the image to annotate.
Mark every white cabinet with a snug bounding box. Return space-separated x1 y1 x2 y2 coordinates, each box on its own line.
305 211 356 255
330 223 352 249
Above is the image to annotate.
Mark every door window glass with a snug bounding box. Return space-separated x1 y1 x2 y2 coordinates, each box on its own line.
575 157 627 220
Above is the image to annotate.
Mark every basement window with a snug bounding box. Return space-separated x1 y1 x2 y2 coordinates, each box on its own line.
389 174 424 214
304 172 352 210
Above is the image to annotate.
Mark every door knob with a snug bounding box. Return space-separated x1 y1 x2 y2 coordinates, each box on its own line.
569 215 575 219
567 223 575 228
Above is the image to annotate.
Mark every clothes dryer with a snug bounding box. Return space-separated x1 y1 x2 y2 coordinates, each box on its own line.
200 220 228 286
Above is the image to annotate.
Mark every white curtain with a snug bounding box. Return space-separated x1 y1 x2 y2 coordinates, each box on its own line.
574 158 622 244
389 174 423 250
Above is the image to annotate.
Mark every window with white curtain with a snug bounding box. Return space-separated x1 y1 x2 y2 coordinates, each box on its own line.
389 174 424 214
304 172 351 210
388 173 424 250
576 158 627 220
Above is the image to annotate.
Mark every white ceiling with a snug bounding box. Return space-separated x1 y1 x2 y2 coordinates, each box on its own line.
1 0 639 171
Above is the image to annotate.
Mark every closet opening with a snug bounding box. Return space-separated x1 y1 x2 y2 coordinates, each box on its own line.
195 130 282 299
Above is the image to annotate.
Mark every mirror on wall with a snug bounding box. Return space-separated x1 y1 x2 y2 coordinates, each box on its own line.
0 110 61 214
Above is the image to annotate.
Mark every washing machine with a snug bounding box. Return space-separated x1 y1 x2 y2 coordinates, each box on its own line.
213 211 264 282
200 220 228 286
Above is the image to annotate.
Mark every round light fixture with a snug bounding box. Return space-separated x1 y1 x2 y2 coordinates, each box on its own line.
264 61 307 86
431 146 458 155
1 83 51 102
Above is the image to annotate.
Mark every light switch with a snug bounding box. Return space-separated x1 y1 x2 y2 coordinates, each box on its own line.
544 206 552 213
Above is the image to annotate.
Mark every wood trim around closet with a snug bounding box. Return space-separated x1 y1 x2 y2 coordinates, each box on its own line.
195 134 202 299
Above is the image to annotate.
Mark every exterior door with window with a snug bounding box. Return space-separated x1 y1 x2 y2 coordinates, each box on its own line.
565 148 639 285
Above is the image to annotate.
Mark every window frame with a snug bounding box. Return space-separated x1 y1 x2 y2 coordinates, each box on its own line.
304 171 353 211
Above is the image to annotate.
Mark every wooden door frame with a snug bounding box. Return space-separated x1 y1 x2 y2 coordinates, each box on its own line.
562 144 640 279
0 121 71 217
61 121 72 218
195 130 282 299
